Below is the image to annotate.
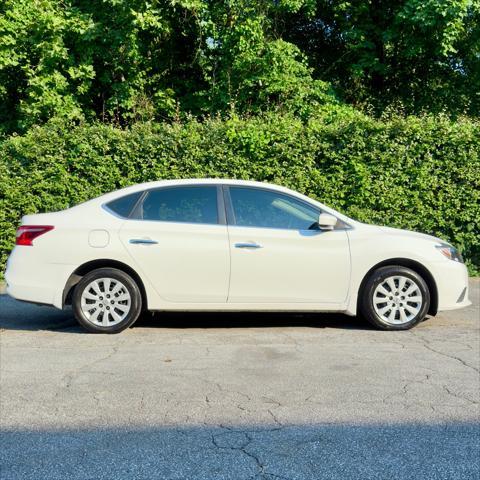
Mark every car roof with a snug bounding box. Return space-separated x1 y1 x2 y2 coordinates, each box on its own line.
119 178 289 190
98 178 302 199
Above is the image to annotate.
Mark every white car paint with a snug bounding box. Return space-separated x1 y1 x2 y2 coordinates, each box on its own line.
4 179 471 316
119 220 230 303
226 226 349 304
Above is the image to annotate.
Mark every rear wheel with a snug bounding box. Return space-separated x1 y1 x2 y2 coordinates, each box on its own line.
360 266 430 330
72 268 142 333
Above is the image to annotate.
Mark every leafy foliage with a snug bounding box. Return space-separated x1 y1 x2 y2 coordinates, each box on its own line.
0 0 337 132
1 0 478 133
0 0 204 131
1 111 479 275
284 0 480 115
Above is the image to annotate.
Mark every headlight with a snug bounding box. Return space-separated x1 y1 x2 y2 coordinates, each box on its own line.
436 244 464 263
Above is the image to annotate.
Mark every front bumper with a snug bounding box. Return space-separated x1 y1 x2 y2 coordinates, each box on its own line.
431 259 471 311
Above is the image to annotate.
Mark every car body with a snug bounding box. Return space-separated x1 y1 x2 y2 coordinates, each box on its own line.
5 179 471 332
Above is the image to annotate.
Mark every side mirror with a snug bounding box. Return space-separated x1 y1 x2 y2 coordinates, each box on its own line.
318 213 337 231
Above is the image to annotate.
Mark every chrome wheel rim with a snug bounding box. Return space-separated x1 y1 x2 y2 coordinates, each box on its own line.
80 278 131 327
373 275 423 325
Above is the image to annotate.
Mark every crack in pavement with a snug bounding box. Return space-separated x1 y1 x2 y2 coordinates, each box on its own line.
210 429 292 480
442 384 479 405
52 342 126 410
410 331 479 373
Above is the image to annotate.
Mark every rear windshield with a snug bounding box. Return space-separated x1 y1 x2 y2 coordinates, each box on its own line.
105 192 142 218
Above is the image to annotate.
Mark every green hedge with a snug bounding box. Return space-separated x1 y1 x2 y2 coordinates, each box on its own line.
1 111 479 276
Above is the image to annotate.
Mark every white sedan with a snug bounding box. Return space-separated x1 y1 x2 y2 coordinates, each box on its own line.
5 179 470 333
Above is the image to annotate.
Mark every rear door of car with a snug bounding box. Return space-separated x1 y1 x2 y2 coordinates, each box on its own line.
118 185 230 303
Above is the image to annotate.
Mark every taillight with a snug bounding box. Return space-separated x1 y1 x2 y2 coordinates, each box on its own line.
16 225 54 246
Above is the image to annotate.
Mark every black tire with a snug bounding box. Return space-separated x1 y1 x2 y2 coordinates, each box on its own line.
360 266 430 330
72 267 142 333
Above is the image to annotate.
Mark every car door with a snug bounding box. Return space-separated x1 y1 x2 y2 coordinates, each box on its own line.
118 185 230 303
225 186 351 304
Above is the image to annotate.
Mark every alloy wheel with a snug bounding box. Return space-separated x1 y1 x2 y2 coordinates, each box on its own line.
80 277 131 327
372 275 423 325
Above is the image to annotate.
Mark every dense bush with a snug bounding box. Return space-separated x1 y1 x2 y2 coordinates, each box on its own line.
1 110 479 276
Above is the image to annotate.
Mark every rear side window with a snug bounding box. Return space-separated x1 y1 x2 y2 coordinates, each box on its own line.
134 186 218 224
105 192 142 218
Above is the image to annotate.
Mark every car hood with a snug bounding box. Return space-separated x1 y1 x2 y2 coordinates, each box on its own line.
377 226 447 245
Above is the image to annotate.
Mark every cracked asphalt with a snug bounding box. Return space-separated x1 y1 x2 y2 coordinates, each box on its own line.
1 280 479 480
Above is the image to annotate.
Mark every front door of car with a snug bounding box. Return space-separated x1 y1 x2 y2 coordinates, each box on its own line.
225 186 351 304
119 185 230 303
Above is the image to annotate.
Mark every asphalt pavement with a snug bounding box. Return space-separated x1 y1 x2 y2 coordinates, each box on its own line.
0 280 479 479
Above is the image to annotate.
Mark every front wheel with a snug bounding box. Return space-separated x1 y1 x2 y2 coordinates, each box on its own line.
72 268 142 333
360 266 430 330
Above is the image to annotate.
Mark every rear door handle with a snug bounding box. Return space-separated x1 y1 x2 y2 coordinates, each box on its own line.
234 242 263 249
129 238 158 245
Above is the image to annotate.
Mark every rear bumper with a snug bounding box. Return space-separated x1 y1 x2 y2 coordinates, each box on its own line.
5 248 74 309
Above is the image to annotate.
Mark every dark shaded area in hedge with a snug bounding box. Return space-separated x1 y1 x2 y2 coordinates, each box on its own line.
1 111 479 276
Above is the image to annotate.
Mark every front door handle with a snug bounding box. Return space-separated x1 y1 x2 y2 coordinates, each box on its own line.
234 242 263 249
129 238 158 245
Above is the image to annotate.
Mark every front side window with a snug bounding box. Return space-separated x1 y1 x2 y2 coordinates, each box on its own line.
229 187 319 230
134 186 218 224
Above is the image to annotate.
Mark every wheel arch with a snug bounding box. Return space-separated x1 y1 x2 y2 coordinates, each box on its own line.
63 259 148 310
357 258 438 316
